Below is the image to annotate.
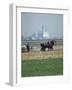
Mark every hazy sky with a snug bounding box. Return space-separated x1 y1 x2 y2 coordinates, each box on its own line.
21 12 63 39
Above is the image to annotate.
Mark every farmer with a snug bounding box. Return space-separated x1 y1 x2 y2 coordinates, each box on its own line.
26 43 30 52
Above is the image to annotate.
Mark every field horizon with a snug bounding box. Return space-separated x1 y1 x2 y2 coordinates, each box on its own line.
21 39 63 77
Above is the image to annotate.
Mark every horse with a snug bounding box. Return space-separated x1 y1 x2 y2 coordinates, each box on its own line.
21 45 27 53
21 43 31 53
40 40 55 51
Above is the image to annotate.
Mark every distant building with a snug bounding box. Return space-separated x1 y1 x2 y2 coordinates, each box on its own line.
23 24 49 40
42 25 49 39
43 30 49 39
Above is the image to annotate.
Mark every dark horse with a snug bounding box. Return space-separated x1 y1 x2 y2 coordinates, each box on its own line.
40 40 55 51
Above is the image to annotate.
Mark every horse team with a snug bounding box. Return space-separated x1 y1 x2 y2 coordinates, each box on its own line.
21 40 56 53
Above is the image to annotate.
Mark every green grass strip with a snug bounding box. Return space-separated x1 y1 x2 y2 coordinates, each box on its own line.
21 58 63 77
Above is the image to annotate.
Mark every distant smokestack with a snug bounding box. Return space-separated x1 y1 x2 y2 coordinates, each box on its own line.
45 25 47 31
42 24 44 32
41 24 49 39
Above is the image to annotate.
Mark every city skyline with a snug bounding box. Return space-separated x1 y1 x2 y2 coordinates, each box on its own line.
21 12 63 40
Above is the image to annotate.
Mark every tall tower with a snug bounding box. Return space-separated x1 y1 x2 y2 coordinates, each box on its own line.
42 24 44 33
42 25 49 39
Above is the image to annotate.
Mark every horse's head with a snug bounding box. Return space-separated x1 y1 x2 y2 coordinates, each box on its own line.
50 40 55 46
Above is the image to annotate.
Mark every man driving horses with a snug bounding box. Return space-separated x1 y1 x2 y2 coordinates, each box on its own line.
26 43 30 52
